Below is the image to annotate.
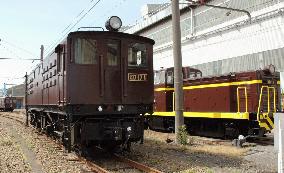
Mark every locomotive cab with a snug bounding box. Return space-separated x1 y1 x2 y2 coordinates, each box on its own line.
0 96 17 112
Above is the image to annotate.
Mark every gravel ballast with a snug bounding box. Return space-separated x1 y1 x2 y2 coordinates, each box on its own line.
0 111 278 173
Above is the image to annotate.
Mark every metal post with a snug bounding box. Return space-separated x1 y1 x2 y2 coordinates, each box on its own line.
3 83 6 96
171 0 184 144
279 117 284 173
25 72 28 126
40 45 44 62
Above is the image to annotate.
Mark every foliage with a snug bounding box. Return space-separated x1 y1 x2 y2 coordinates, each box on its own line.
177 125 188 145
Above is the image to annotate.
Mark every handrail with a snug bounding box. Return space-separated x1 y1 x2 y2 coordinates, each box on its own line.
268 86 270 112
257 86 265 121
237 87 248 113
172 92 175 112
77 27 104 31
257 86 276 121
269 87 276 112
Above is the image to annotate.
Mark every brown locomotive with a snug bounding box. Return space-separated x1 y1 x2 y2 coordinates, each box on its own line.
26 16 155 152
147 65 281 138
0 96 17 112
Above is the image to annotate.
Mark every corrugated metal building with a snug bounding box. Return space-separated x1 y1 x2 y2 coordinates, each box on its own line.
125 0 284 89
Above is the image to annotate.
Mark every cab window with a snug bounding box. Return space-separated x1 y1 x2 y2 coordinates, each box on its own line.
74 38 97 64
128 43 147 67
107 40 119 66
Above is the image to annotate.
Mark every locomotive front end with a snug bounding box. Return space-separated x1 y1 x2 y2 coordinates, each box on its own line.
66 23 154 150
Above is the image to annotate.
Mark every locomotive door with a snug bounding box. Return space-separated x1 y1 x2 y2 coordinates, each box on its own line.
56 44 65 106
237 87 248 112
103 39 122 103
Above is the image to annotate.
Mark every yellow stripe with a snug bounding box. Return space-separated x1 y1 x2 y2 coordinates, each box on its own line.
259 122 270 130
278 81 281 85
155 88 174 92
148 112 250 120
155 80 262 91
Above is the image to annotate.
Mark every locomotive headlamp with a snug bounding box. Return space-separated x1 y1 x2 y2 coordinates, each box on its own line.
117 105 123 111
264 64 275 74
105 16 122 31
268 64 275 74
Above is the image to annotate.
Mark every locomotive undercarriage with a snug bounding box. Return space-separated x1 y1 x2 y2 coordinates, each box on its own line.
147 116 266 139
28 105 145 153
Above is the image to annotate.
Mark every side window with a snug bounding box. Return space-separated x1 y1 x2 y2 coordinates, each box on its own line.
107 40 119 66
154 71 160 85
159 70 165 84
75 38 97 64
57 47 65 73
166 71 173 84
57 54 61 73
128 43 147 67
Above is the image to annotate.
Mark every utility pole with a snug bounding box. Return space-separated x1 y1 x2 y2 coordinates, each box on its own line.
25 72 28 126
171 0 184 143
40 45 44 62
3 83 16 96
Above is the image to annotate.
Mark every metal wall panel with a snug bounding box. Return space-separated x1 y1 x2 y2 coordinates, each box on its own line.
191 46 284 77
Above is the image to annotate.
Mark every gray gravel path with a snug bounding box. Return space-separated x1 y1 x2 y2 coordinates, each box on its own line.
244 144 277 173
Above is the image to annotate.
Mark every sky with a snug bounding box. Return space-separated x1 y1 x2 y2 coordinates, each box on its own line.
0 0 168 89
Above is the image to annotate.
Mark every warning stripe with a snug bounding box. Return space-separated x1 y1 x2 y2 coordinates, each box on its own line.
155 80 262 91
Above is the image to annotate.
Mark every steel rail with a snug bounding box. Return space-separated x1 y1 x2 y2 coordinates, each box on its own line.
0 113 25 124
47 137 109 173
79 156 109 173
113 153 164 173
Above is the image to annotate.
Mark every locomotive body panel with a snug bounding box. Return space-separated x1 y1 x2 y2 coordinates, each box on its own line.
184 86 232 112
154 84 168 112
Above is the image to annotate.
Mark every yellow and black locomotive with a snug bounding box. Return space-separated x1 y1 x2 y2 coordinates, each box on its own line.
146 65 281 138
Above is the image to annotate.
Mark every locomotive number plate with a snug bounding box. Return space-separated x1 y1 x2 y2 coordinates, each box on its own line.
128 73 147 81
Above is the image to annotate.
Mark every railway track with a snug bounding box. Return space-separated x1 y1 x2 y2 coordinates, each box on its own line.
0 112 163 173
0 113 25 124
112 153 163 173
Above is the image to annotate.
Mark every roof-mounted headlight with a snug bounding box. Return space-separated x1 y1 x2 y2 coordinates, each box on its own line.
268 64 275 74
105 16 122 32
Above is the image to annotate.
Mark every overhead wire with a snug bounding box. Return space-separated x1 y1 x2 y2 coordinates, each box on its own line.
89 0 128 27
0 39 38 57
45 0 103 55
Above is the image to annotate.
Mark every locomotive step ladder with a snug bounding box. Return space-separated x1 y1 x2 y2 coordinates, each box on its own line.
257 86 276 131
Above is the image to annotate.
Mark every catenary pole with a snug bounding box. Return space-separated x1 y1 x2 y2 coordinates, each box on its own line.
171 0 184 143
